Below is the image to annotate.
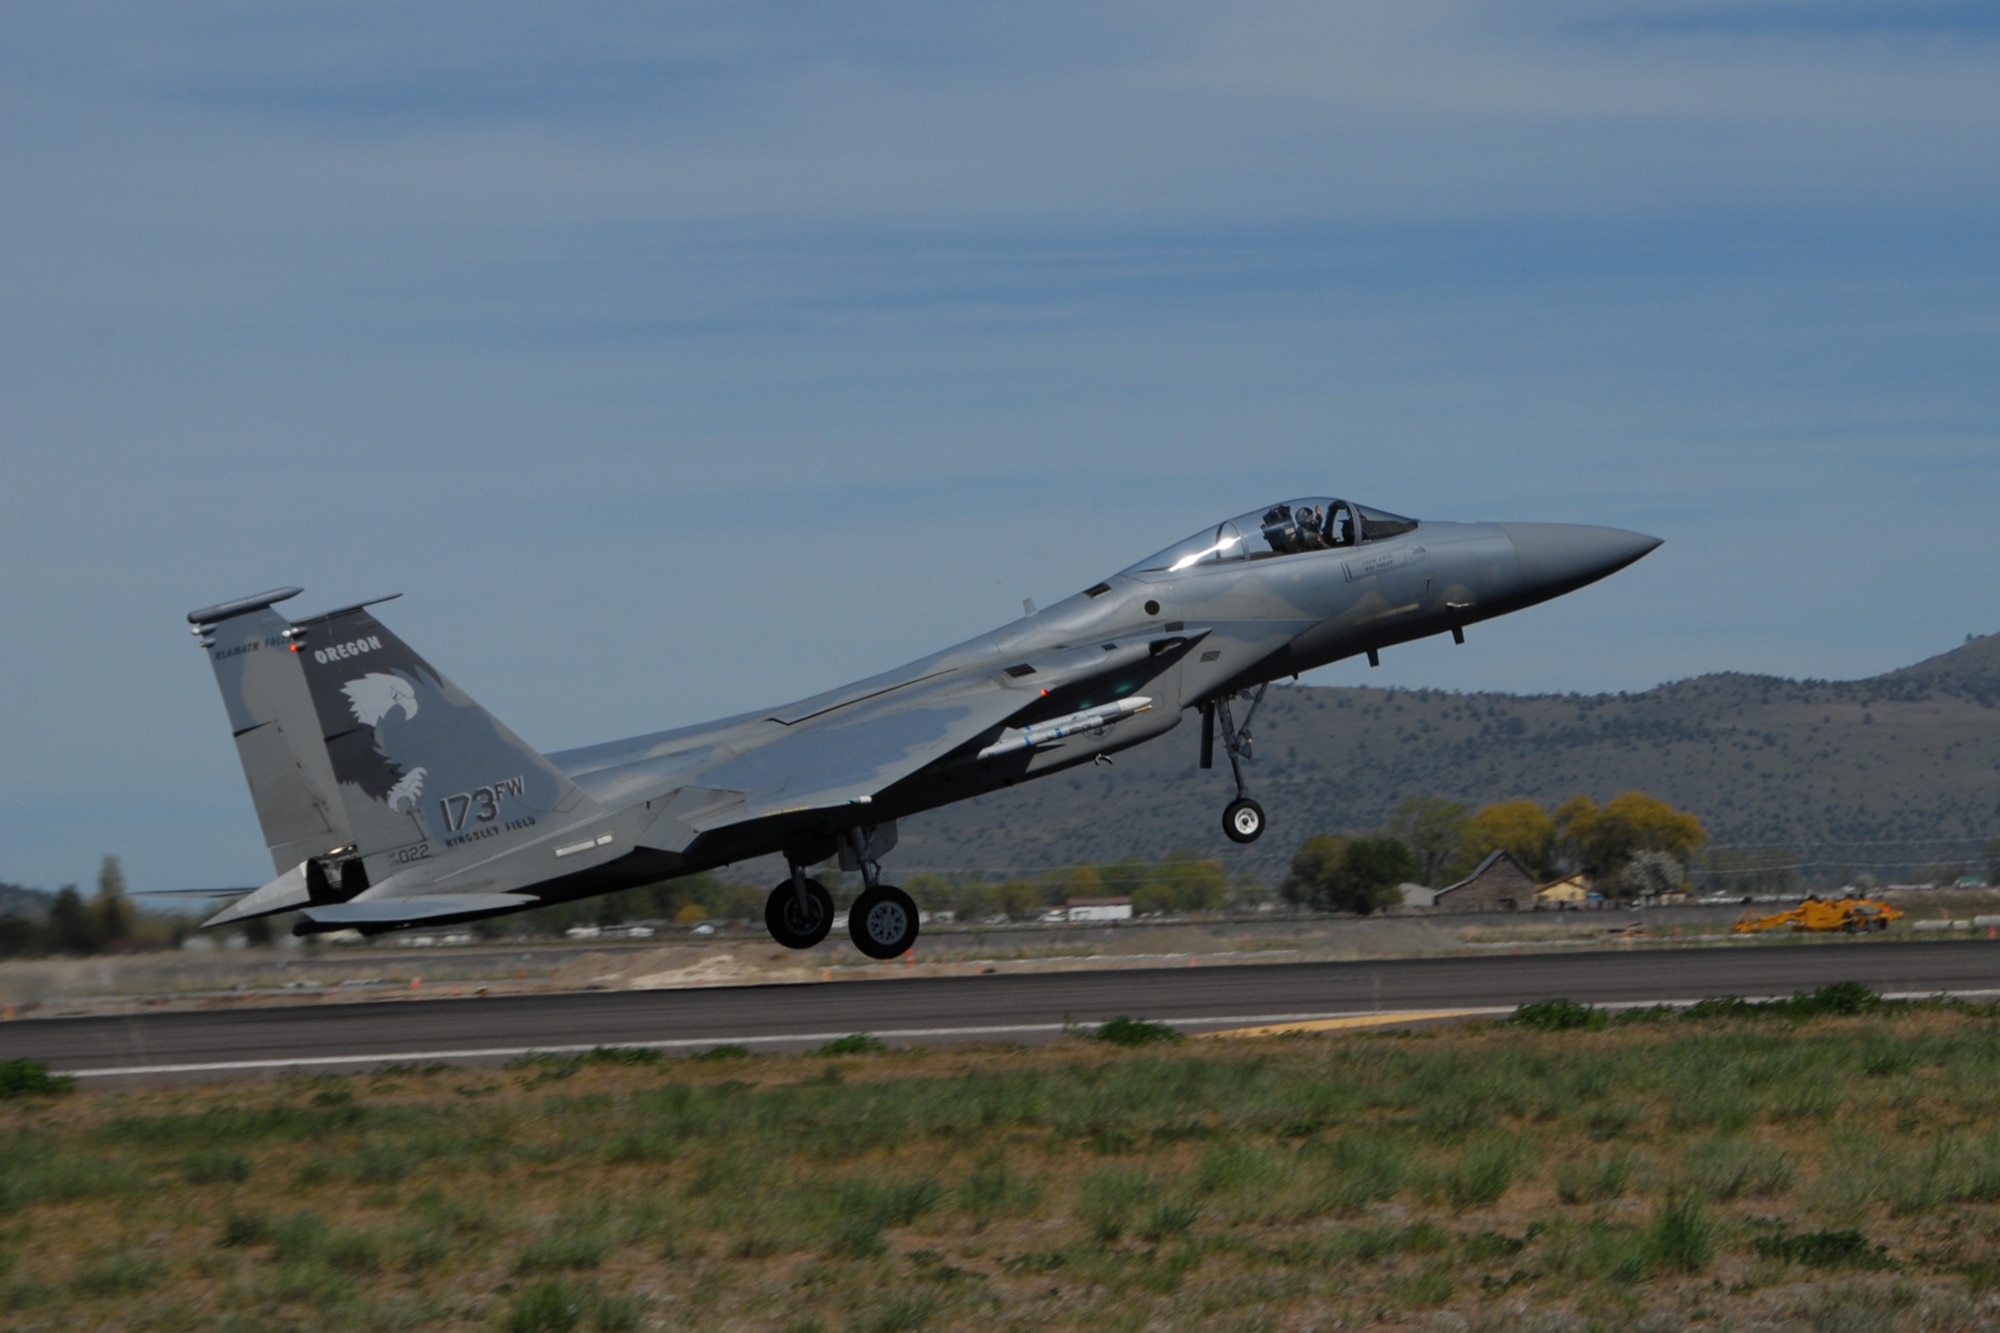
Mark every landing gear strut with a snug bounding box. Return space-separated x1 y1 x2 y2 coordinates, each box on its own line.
844 828 919 960
1203 683 1269 844
766 865 834 949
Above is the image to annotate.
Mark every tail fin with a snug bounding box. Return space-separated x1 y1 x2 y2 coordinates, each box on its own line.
286 599 599 873
192 590 599 892
191 589 353 876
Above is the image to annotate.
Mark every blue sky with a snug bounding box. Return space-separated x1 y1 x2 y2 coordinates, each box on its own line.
2 2 1996 892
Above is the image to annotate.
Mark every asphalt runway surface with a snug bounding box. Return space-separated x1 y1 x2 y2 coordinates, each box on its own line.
7 940 1997 1082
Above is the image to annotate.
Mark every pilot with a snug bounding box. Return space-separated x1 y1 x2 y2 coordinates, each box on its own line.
1261 506 1294 554
1297 506 1324 550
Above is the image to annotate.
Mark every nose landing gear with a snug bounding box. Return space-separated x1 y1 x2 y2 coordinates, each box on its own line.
1202 683 1270 844
1224 796 1266 844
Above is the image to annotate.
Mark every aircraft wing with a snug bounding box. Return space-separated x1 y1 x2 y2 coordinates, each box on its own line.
717 634 1201 823
581 633 1200 832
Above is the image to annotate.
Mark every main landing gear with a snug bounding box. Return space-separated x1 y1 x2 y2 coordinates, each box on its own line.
766 867 834 950
764 828 921 960
1202 683 1269 844
844 828 920 961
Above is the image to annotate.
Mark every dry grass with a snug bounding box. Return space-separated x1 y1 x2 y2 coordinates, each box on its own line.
7 1004 2000 1329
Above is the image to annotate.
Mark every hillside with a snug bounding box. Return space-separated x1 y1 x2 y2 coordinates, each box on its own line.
895 633 2000 884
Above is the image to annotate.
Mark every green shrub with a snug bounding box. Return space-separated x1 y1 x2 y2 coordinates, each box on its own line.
956 1158 1041 1227
180 1150 252 1185
1387 1261 1455 1309
689 1044 749 1061
583 1046 663 1067
515 1226 610 1274
507 1280 585 1333
1647 1196 1712 1275
70 1252 160 1296
1511 998 1606 1032
1193 1142 1286 1199
1139 1198 1200 1241
1681 996 1758 1022
1753 1228 1891 1270
1094 1017 1183 1046
220 1210 273 1247
1439 1140 1518 1210
1306 1136 1407 1215
0 1061 74 1099
822 1177 941 1258
1555 1151 1633 1204
818 1034 886 1056
1786 982 1881 1018
1680 1137 1792 1200
1080 1166 1157 1242
322 1229 381 1275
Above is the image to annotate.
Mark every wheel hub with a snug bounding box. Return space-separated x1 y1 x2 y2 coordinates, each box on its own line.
864 900 906 945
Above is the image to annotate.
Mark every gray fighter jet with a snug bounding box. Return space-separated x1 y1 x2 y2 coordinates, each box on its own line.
187 499 1657 957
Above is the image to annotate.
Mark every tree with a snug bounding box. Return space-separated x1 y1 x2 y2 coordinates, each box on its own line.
1385 798 1469 887
1060 866 1105 902
1557 792 1705 881
1280 835 1349 911
1461 800 1558 880
1136 852 1227 914
1279 835 1415 916
91 854 133 950
1338 839 1419 914
0 915 37 958
1985 837 2000 887
994 880 1044 920
1618 850 1684 900
47 885 97 954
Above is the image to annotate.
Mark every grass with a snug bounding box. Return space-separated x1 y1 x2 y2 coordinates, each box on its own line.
6 986 2000 1327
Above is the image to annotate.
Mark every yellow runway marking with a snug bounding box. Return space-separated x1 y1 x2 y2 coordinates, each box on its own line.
1202 1010 1489 1038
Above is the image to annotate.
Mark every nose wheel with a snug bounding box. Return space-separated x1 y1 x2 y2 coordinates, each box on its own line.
1203 684 1270 844
1223 797 1266 845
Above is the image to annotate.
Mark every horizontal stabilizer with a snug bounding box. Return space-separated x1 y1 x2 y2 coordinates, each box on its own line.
296 893 538 927
133 886 257 898
187 587 305 627
204 861 315 928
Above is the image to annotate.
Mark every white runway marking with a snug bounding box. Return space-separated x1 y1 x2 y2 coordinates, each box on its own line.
55 989 2000 1080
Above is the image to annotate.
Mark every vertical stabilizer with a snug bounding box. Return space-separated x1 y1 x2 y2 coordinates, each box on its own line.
285 602 600 883
191 590 353 875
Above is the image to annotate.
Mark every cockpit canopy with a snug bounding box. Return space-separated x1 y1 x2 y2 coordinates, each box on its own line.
1119 498 1419 577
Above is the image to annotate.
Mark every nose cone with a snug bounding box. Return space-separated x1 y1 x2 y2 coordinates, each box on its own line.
1500 523 1662 602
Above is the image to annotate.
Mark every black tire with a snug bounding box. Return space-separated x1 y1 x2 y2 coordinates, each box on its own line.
849 885 920 960
766 878 834 949
1223 797 1266 844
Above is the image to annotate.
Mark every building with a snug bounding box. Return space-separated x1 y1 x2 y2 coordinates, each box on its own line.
1534 872 1591 910
1064 897 1133 923
1435 850 1537 912
1394 883 1440 909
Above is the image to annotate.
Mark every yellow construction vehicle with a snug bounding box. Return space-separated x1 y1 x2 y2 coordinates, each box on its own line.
1731 897 1902 934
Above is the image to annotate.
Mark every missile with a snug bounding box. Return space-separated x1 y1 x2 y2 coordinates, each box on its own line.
978 697 1153 759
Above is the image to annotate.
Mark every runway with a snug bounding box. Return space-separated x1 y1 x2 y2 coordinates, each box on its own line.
7 939 1996 1082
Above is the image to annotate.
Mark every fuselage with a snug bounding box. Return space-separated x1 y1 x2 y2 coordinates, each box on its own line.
548 514 1658 876
190 501 1659 938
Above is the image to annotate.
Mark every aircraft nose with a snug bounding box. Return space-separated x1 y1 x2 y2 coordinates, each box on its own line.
1500 523 1662 599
